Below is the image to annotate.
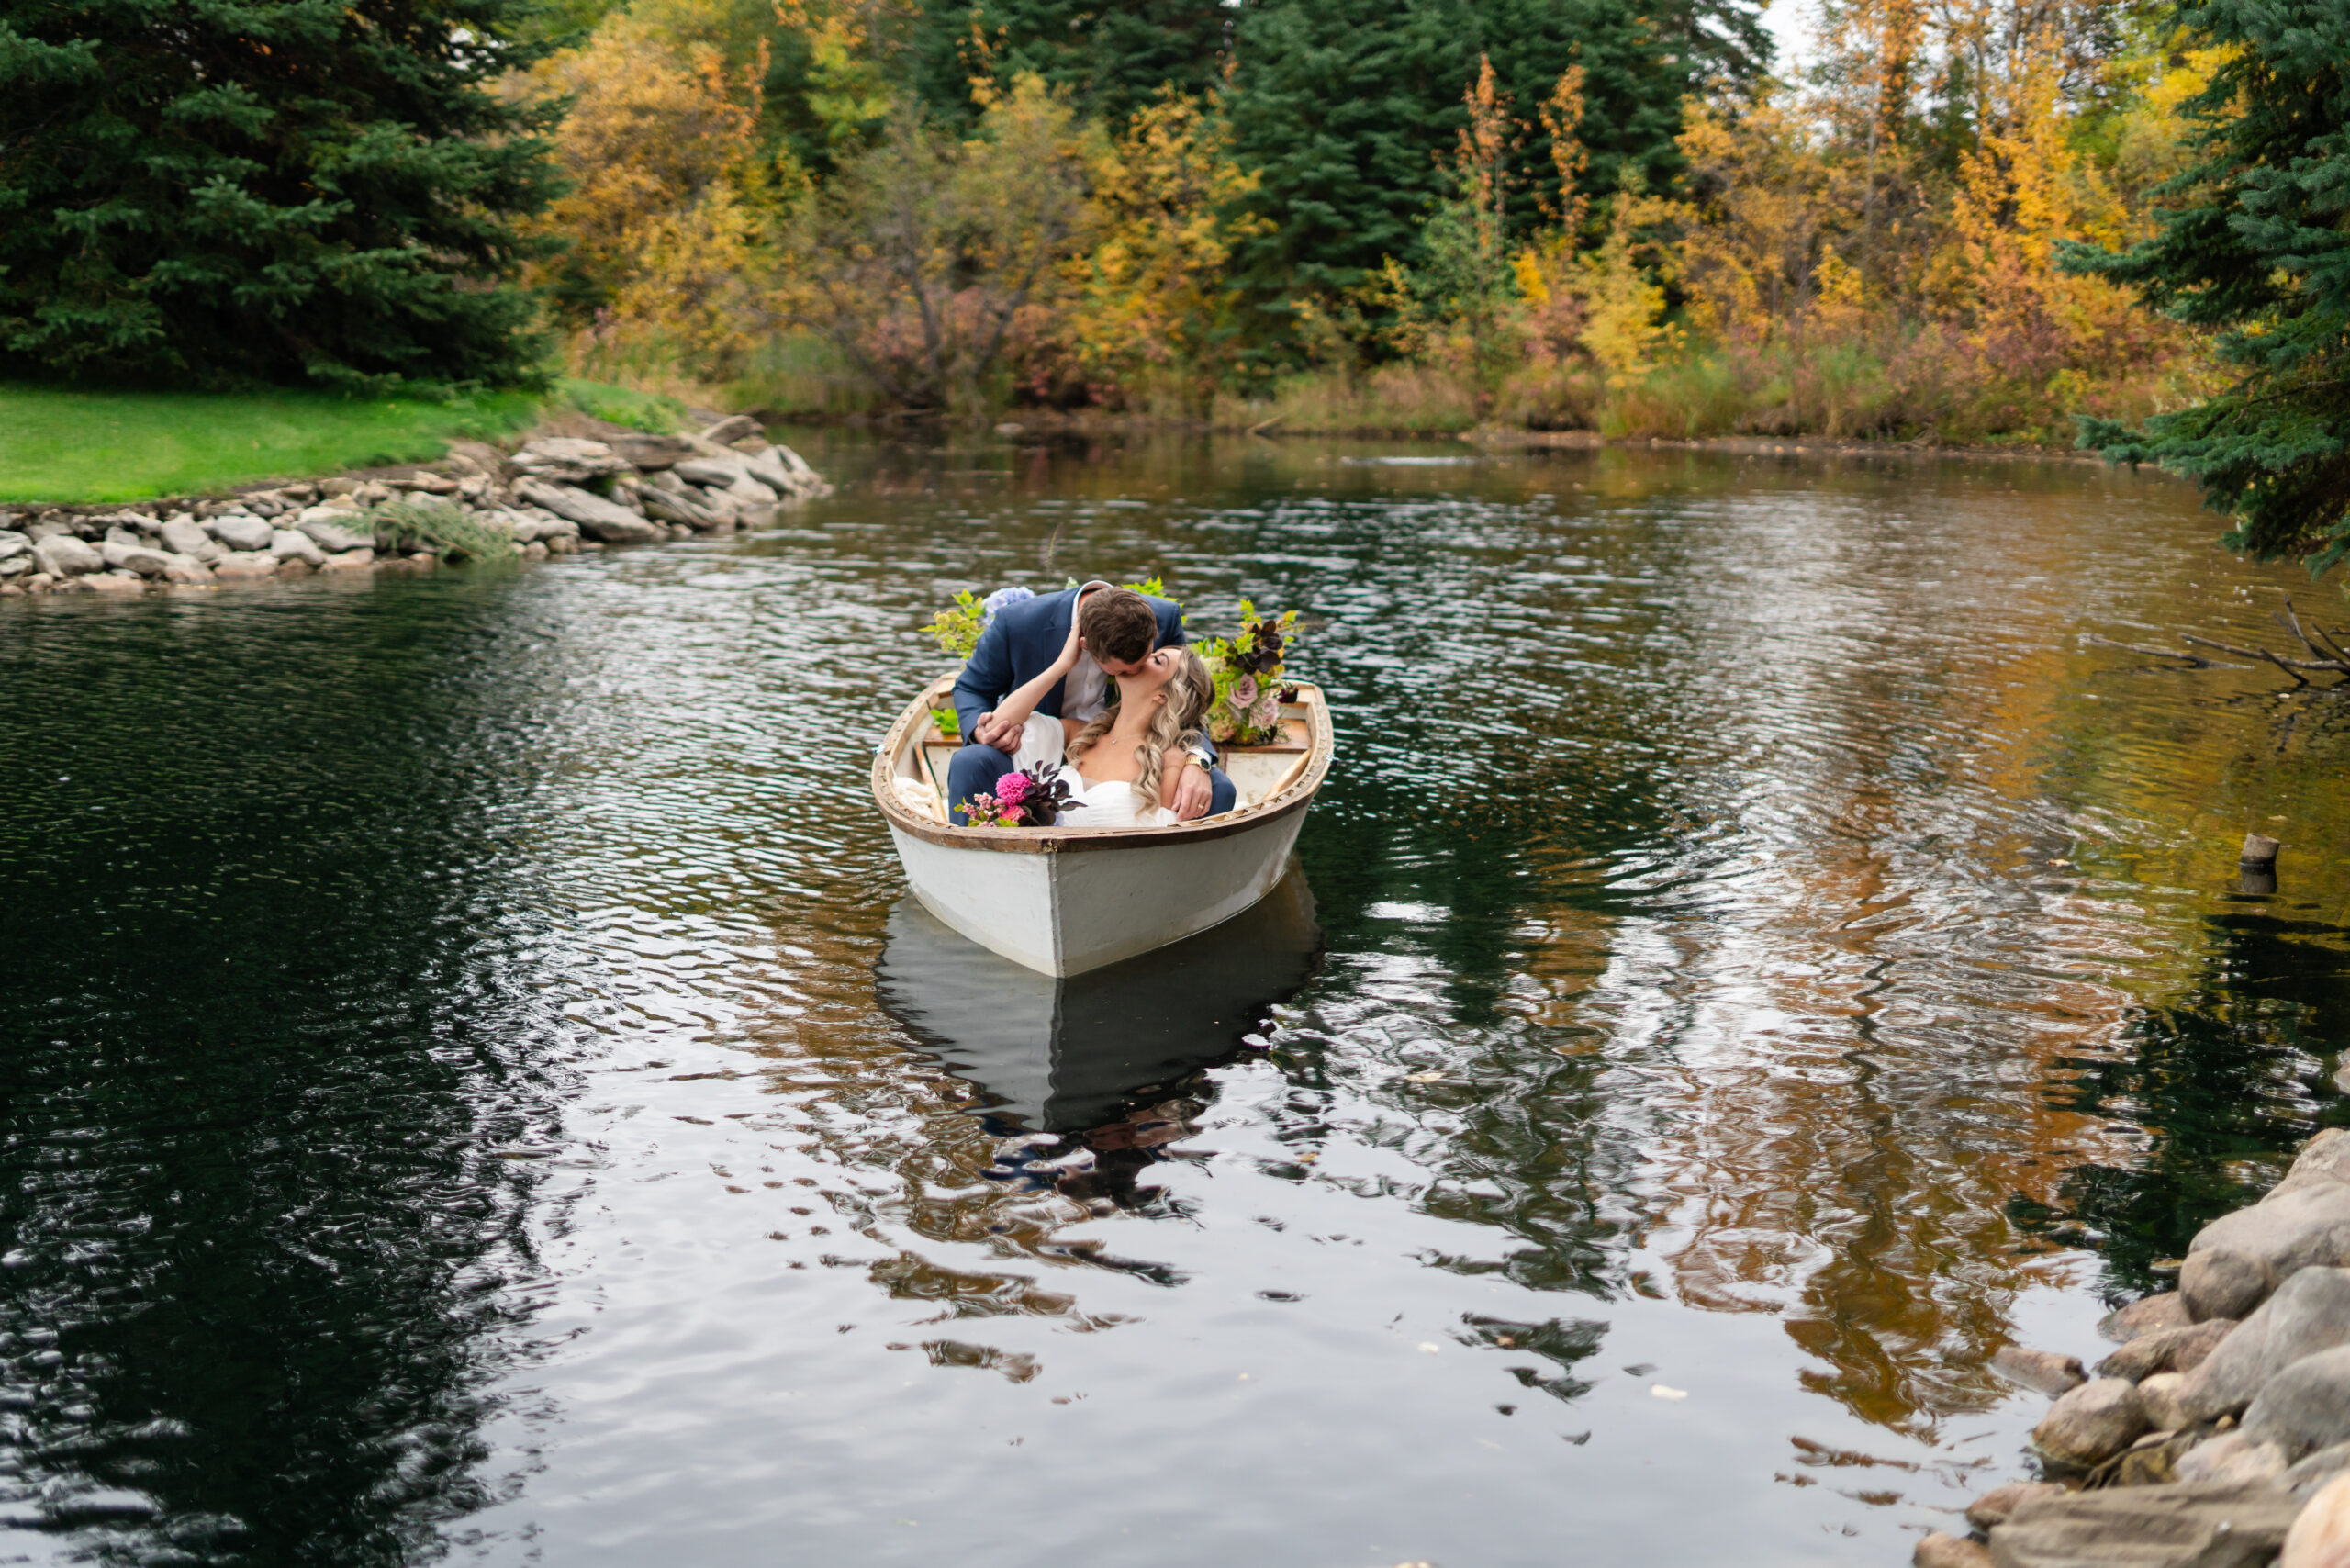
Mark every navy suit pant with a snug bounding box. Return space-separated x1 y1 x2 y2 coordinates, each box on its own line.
946 742 1236 825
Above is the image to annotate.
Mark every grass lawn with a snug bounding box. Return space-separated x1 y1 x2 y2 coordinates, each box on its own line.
0 378 690 505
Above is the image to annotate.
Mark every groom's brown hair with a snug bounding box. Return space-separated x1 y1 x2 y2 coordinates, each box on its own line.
1079 586 1158 664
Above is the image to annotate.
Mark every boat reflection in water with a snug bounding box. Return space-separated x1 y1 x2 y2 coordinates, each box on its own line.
877 864 1322 1200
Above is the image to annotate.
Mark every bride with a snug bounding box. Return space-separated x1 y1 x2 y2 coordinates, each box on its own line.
988 615 1215 828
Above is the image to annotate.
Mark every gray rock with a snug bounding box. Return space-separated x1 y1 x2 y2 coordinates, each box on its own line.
1917 1533 1993 1568
699 414 764 445
318 548 375 571
1997 1346 2088 1396
2182 1268 2350 1422
1988 1482 2300 1568
2272 1128 2350 1202
0 529 28 561
160 554 214 585
635 483 721 529
2244 1346 2350 1461
297 516 374 554
2186 1248 2279 1322
741 442 829 498
270 530 328 568
2034 1377 2150 1468
211 552 278 579
2285 1473 2350 1568
672 455 778 502
158 520 220 561
2106 1293 2198 1343
83 571 146 593
2281 1441 2350 1497
510 479 665 543
610 432 699 470
34 534 103 577
2176 1431 2289 1486
2142 1372 2194 1431
0 554 28 578
2102 1321 2239 1382
207 514 275 552
1970 1483 2070 1531
509 438 632 483
2188 1169 2350 1315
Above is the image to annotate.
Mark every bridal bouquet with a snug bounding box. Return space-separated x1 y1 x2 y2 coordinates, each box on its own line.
1198 599 1302 745
960 760 1085 827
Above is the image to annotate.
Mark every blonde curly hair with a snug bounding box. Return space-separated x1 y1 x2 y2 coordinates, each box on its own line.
1069 648 1213 812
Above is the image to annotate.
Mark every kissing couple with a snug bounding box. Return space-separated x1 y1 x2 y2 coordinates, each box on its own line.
947 580 1238 828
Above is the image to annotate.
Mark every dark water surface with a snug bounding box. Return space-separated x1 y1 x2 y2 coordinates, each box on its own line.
6 437 2350 1566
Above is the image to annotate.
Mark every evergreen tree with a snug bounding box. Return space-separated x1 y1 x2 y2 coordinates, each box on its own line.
908 0 1230 128
0 0 562 389
2065 0 2350 572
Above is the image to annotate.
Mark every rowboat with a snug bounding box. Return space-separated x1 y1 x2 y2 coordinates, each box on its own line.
869 674 1335 976
874 865 1322 1131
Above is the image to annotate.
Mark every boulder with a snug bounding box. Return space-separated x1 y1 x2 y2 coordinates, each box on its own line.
318 549 375 571
742 442 829 498
2142 1372 2194 1431
2188 1172 2350 1316
510 479 665 543
84 571 146 592
2245 1347 2350 1462
0 529 28 561
2274 1129 2350 1202
2182 1268 2350 1422
2103 1321 2240 1382
297 515 375 554
0 554 28 577
672 454 778 503
2186 1249 2279 1323
634 483 722 530
102 539 173 577
509 438 632 483
1990 1483 2301 1568
1970 1483 2071 1531
699 413 764 446
2034 1378 2150 1468
1996 1346 2088 1396
2283 1472 2350 1568
610 432 699 470
2177 1431 2289 1486
1917 1533 1993 1567
270 530 328 568
158 519 220 561
2104 1293 2195 1344
211 552 278 579
2285 1444 2350 1498
207 514 275 552
35 534 103 577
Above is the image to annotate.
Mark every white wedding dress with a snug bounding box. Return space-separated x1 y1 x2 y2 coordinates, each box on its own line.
1009 714 1177 829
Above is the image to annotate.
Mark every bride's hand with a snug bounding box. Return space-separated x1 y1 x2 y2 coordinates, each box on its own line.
1058 617 1084 670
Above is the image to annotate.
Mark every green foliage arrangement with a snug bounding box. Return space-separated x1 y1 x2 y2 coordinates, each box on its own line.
365 495 519 562
2064 0 2350 575
0 0 563 389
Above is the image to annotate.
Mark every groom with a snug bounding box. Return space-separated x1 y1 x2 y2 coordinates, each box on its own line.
948 581 1236 825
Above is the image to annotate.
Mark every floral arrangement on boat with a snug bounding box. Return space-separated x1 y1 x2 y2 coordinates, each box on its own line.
959 760 1085 827
1197 600 1301 745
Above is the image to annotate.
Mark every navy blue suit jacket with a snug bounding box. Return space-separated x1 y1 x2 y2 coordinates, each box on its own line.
952 588 1187 741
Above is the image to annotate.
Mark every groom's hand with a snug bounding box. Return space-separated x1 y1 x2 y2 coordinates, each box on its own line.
972 710 1021 751
1169 759 1212 821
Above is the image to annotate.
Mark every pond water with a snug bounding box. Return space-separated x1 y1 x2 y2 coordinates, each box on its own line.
5 435 2350 1566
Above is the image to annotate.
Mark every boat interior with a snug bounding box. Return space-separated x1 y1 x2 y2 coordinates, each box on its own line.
882 682 1322 828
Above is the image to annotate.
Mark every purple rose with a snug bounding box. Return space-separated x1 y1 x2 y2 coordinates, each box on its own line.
994 771 1032 806
1228 674 1259 711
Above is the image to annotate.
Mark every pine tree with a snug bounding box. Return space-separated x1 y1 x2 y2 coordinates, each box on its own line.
908 0 1230 128
2064 0 2350 572
0 0 563 389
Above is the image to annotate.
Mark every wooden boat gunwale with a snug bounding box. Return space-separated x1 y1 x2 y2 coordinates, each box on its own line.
870 674 1334 855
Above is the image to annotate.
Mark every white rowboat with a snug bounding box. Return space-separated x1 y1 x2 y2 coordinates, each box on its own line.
870 675 1336 977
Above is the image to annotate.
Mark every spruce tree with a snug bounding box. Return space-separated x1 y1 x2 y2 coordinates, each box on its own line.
908 0 1230 128
2064 0 2350 573
0 0 562 389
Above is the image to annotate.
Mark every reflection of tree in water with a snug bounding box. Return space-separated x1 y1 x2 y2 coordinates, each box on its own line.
0 594 571 1565
2041 902 2350 1298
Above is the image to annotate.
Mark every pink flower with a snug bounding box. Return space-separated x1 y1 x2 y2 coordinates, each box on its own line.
994 771 1032 806
1253 694 1280 727
1228 675 1259 711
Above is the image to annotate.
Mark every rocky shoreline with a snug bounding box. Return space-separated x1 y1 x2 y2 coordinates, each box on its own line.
1920 1127 2350 1567
0 415 827 598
